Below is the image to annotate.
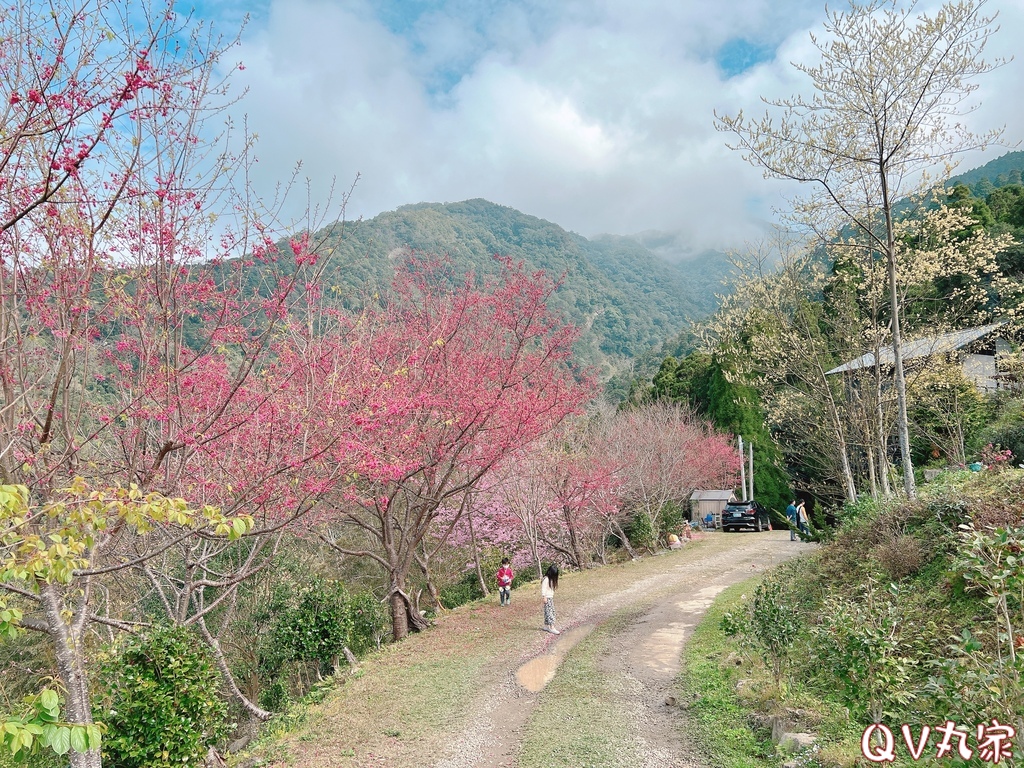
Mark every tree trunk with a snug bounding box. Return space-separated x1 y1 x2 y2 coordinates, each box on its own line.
882 181 916 499
611 518 638 560
874 361 893 499
867 445 879 500
415 547 444 610
389 591 409 641
562 505 586 568
820 367 856 503
530 528 543 579
40 586 101 768
466 504 489 597
595 526 607 565
195 619 271 721
69 750 102 768
389 582 430 642
644 508 661 554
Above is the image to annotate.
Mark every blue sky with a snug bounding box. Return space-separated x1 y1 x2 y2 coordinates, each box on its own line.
194 0 1024 252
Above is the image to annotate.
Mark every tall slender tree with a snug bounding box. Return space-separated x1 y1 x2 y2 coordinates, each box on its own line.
717 0 1005 498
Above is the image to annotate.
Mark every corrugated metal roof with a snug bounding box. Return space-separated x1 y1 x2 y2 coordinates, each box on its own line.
825 321 1006 375
689 490 736 501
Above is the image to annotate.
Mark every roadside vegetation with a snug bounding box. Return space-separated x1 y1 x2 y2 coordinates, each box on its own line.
680 582 781 768
685 468 1024 768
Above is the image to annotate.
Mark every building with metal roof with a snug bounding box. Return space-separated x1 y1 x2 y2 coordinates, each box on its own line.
825 321 1009 390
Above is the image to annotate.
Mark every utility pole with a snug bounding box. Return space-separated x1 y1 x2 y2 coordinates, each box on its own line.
748 441 754 501
739 435 747 500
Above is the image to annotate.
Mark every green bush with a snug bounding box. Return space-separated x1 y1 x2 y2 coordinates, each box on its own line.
267 581 386 673
438 570 483 609
808 581 924 724
721 568 802 694
258 680 288 714
976 397 1024 462
748 574 801 686
346 590 387 656
271 581 354 671
835 494 881 528
656 500 685 536
623 510 656 550
97 626 229 768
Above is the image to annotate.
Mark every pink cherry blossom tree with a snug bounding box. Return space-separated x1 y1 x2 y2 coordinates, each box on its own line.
0 0 350 746
596 402 741 550
316 257 592 640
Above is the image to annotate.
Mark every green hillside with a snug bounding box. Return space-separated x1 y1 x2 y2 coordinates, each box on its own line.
306 199 729 374
949 150 1024 196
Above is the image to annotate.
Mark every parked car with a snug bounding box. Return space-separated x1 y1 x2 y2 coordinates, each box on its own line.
721 500 770 532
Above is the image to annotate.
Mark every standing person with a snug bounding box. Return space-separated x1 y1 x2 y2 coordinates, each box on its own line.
496 557 514 607
797 500 810 539
785 499 799 541
540 564 560 635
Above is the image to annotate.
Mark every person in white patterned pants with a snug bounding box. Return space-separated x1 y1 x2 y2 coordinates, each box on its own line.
540 564 560 635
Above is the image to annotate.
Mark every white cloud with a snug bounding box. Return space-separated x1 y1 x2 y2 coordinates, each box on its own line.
217 0 1024 251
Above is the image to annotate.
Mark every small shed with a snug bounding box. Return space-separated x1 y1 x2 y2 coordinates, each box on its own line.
689 490 737 529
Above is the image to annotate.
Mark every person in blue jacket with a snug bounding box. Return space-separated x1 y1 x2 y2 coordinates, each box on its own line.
785 499 799 541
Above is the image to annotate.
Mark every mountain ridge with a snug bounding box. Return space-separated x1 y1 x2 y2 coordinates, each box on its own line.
288 152 1020 384
308 198 731 377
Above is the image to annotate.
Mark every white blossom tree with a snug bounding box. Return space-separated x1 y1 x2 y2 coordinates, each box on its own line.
717 0 1006 498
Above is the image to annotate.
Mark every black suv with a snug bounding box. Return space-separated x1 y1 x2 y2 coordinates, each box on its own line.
721 500 770 532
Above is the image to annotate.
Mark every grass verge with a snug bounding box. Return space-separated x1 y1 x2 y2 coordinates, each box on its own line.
678 579 781 768
231 602 512 767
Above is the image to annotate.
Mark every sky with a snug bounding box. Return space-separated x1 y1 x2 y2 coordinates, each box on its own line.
194 0 1024 254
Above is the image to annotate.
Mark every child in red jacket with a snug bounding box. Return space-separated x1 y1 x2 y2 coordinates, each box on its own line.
496 557 514 606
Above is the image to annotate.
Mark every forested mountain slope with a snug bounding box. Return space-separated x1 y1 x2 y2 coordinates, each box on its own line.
304 199 730 372
949 150 1024 194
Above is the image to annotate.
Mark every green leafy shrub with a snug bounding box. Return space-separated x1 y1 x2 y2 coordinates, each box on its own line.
346 590 388 655
748 574 801 685
657 500 685 536
721 569 802 695
834 494 880 528
707 472 1024 759
623 510 656 550
808 581 922 723
271 581 354 671
267 581 386 674
97 626 229 768
258 680 288 714
438 572 480 609
939 524 1024 733
0 740 64 768
976 397 1024 463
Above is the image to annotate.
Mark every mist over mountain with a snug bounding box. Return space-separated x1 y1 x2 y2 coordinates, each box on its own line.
287 151 1023 389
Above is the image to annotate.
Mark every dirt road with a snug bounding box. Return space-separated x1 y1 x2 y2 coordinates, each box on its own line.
252 530 809 768
429 530 808 768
